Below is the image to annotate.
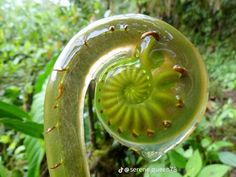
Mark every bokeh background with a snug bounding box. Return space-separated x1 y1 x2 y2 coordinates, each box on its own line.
0 0 235 177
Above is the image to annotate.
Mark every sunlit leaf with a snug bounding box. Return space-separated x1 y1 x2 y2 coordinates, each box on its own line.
185 150 202 177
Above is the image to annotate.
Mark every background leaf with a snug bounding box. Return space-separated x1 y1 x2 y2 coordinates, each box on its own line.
34 54 57 94
0 101 31 120
24 90 46 177
24 59 52 177
0 118 43 138
144 161 182 177
207 141 233 152
197 164 231 177
168 150 187 168
218 151 236 167
24 137 44 177
145 172 183 177
185 150 202 177
0 160 10 177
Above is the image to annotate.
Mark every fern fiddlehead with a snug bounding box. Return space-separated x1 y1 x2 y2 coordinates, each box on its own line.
44 14 208 177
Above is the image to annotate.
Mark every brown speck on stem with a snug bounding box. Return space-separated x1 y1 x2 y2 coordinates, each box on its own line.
124 25 128 31
45 126 56 134
141 31 160 41
45 123 59 134
53 104 58 109
147 129 155 137
50 161 63 170
132 129 139 137
162 120 172 128
176 99 184 108
53 68 67 72
107 119 111 126
117 127 123 134
109 26 115 32
56 83 64 100
194 122 199 128
84 40 89 47
173 65 187 76
176 95 184 108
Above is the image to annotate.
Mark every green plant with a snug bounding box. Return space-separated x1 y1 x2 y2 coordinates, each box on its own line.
44 14 208 177
0 1 235 177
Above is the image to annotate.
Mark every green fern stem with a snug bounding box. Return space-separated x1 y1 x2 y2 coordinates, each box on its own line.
44 14 208 177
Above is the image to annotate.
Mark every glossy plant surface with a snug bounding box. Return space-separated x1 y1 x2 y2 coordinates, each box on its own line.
44 14 208 177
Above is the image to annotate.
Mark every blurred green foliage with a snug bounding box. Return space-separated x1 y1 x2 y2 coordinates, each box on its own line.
0 0 235 177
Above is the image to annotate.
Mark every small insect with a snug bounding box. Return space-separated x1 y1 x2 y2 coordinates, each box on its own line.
56 83 64 100
173 65 187 76
109 26 115 32
50 160 63 170
141 31 161 41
